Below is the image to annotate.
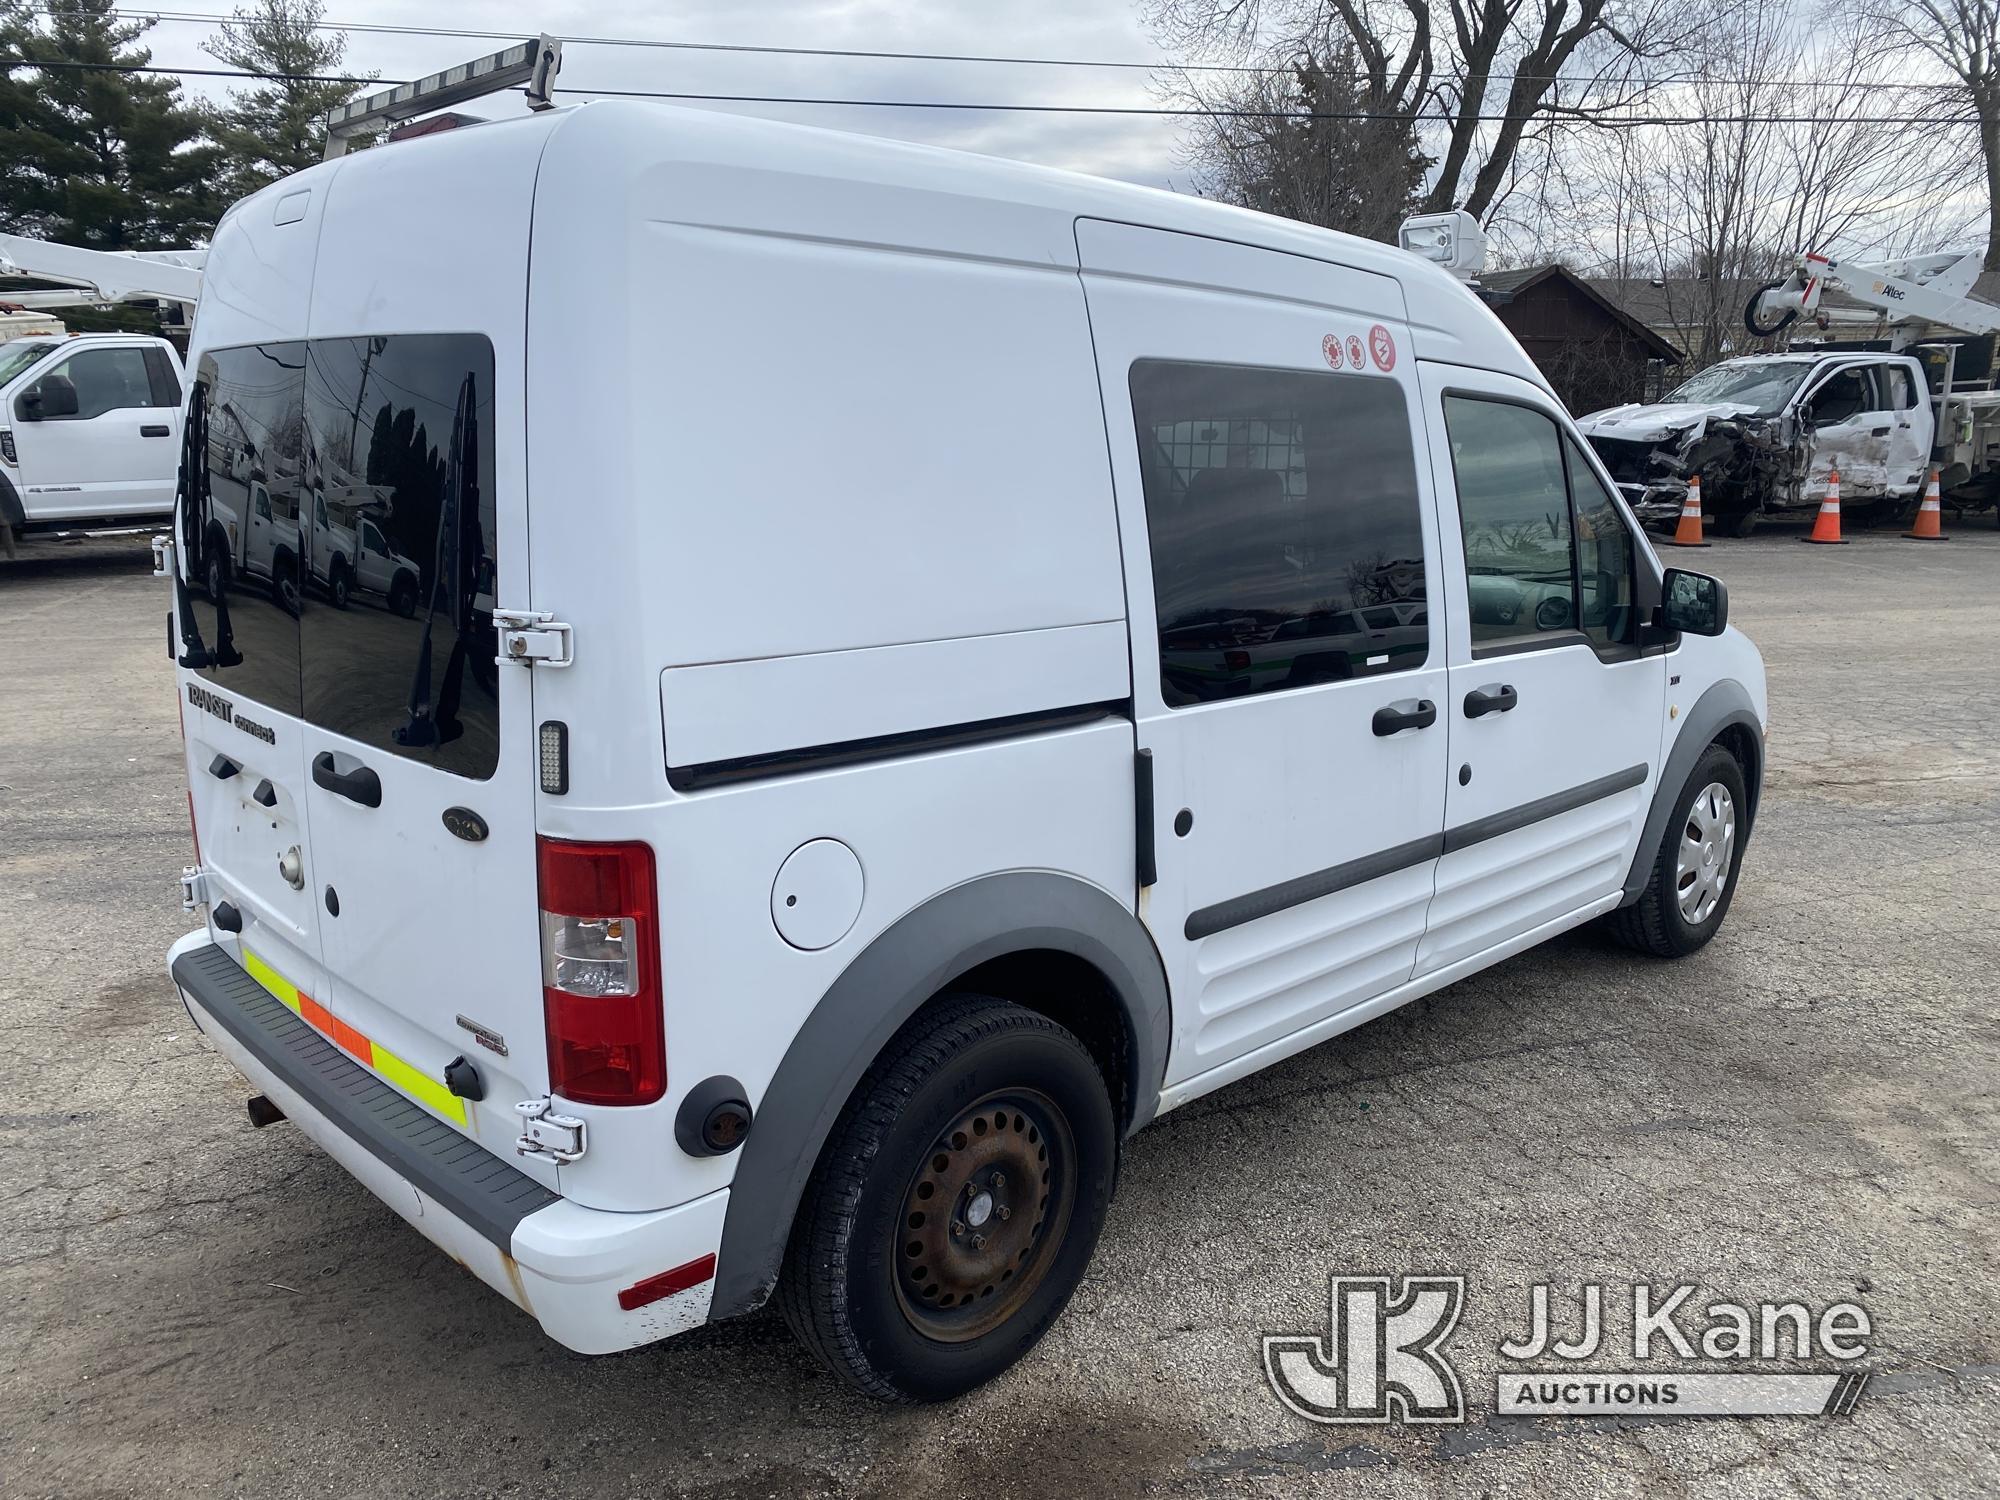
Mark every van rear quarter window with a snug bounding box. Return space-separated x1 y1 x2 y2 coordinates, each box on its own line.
1128 360 1427 707
301 335 501 781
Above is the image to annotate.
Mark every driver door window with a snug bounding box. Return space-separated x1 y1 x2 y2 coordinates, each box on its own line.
1442 397 1575 651
1443 398 1639 659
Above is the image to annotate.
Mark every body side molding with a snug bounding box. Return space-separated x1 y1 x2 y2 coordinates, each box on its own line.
710 870 1171 1319
1618 678 1764 905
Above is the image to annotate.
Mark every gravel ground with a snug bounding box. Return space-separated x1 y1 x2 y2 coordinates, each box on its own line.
2 519 1996 1499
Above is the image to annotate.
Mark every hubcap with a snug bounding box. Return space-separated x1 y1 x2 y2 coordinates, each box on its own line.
1675 781 1737 924
893 1089 1075 1343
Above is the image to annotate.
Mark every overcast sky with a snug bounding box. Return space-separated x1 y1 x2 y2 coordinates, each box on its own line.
141 0 1201 189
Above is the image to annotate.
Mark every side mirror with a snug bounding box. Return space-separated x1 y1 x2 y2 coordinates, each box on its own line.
1659 568 1728 637
36 374 79 418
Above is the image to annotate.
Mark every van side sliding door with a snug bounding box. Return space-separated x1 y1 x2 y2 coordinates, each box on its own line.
1414 363 1666 973
1077 219 1450 1094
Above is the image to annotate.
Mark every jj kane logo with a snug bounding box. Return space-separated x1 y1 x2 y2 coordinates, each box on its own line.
1264 1277 1874 1425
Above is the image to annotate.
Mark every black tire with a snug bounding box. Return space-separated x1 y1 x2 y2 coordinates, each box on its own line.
779 994 1117 1403
205 550 229 604
327 559 351 609
270 551 302 617
388 572 417 618
1715 507 1758 539
1609 743 1749 958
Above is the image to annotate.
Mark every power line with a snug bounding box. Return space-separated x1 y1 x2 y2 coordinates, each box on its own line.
23 5 1973 95
7 58 1973 128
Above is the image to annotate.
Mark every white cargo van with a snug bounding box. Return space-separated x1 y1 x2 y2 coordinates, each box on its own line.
0 332 184 552
165 102 1767 1402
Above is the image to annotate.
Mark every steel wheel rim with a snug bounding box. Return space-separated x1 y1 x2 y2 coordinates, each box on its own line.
1676 781 1736 925
893 1088 1076 1344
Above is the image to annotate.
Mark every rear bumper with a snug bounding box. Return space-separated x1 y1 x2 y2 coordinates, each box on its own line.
167 932 726 1355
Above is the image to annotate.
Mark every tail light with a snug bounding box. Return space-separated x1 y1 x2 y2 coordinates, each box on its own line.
537 837 665 1106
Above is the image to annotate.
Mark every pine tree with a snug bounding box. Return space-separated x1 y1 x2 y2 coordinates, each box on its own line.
204 0 372 200
0 0 219 247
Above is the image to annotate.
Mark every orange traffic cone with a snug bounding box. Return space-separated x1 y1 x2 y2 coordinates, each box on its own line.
1663 474 1711 547
1801 469 1848 544
1904 470 1948 540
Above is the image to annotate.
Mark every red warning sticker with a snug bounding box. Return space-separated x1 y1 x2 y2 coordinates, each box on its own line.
1321 333 1344 370
1369 324 1396 371
1346 335 1367 370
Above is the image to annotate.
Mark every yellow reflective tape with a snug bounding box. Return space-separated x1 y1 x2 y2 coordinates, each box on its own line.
241 946 301 1013
238 946 468 1127
371 1042 469 1126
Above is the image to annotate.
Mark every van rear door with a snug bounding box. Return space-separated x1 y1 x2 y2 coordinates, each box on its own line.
177 341 327 1022
291 331 549 1167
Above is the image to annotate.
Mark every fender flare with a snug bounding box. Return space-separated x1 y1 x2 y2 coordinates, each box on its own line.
1619 678 1764 905
0 471 25 529
710 870 1171 1319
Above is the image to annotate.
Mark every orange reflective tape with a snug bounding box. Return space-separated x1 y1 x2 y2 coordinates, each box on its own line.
297 991 375 1067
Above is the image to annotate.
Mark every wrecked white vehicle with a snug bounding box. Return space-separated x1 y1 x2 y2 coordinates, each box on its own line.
1578 353 1933 536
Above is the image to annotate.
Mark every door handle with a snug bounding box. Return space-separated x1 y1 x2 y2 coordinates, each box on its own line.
312 751 381 808
1869 426 1890 437
141 423 172 437
1371 698 1437 736
1463 683 1519 718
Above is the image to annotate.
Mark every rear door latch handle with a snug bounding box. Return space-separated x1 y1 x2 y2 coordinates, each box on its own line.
1371 698 1438 736
1464 683 1519 718
312 751 382 808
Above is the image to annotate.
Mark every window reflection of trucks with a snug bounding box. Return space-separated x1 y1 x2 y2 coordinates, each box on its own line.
309 484 419 615
1577 249 2000 535
205 475 304 612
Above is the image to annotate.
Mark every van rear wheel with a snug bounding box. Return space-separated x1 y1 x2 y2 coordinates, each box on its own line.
779 995 1115 1402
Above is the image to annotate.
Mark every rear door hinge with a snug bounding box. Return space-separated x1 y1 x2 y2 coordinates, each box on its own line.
492 608 572 668
514 1096 587 1163
180 864 208 911
152 534 175 579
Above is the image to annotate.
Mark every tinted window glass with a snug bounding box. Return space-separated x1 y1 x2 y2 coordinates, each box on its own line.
1884 365 1917 411
1444 397 1575 647
46 346 159 420
143 345 182 407
1566 438 1636 649
1129 360 1427 707
301 335 500 780
178 343 307 715
1810 370 1870 426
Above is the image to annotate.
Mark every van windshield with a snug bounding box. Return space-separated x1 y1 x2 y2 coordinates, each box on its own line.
0 340 56 386
1665 361 1812 414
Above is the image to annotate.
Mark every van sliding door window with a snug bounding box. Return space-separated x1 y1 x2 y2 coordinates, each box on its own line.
300 335 500 781
1128 360 1428 708
180 343 308 716
1441 397 1578 652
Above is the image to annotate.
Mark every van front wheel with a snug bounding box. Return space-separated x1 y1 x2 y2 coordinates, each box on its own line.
1610 743 1748 958
779 995 1116 1402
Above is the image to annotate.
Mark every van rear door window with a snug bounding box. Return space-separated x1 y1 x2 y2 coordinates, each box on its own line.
181 343 307 716
300 335 500 781
1129 360 1428 707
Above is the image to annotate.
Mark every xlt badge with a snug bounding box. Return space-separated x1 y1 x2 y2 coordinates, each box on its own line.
455 1014 508 1056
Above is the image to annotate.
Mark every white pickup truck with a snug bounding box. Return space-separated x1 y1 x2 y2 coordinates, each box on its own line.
1577 347 1999 535
0 332 185 554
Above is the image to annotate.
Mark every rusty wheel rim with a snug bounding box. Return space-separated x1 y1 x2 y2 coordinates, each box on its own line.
892 1088 1076 1343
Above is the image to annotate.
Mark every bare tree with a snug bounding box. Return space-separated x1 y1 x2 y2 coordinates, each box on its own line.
1858 0 1999 267
1148 0 1702 217
1175 44 1431 237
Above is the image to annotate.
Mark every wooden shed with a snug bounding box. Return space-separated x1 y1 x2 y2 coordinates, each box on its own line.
1479 265 1683 413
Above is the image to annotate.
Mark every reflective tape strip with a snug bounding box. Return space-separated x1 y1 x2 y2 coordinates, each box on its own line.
240 946 468 1127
